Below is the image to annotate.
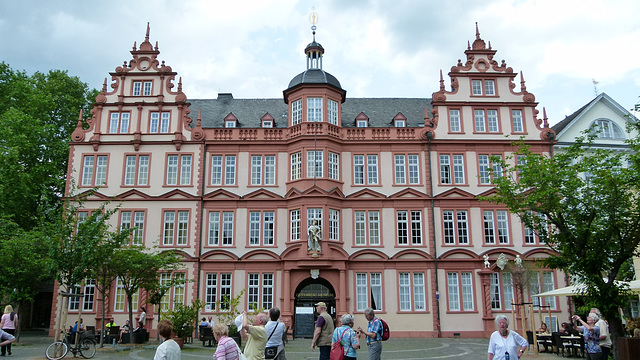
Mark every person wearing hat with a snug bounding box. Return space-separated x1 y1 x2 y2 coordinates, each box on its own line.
311 302 334 360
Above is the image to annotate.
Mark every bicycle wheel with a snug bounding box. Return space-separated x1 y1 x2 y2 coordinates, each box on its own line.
79 338 96 359
45 341 69 360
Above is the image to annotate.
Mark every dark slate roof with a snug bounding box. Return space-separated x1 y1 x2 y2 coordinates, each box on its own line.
287 69 342 90
551 97 597 134
187 96 431 128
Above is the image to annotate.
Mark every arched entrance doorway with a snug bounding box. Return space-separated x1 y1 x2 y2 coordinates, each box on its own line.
293 277 336 338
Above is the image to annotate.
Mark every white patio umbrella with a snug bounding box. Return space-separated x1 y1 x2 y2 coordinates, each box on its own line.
534 280 634 297
533 284 587 297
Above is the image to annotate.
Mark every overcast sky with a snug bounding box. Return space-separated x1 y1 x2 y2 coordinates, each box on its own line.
1 0 639 125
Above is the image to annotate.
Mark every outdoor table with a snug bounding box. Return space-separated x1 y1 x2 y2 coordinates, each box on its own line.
561 335 583 357
536 333 552 352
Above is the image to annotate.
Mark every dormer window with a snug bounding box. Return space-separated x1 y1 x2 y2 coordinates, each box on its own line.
133 81 152 96
224 113 238 128
357 120 368 128
261 113 275 128
393 113 407 128
471 79 495 96
307 97 323 122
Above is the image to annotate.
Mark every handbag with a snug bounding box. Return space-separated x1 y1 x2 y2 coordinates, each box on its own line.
234 339 247 360
264 323 281 359
330 328 348 360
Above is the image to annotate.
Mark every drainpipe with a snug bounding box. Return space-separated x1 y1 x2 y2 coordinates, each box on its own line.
196 139 206 330
426 131 442 338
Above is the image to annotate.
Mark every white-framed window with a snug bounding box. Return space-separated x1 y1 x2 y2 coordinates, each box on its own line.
449 109 461 132
251 155 276 186
478 154 500 185
593 119 625 139
262 120 273 128
290 209 300 242
124 154 150 186
530 271 557 310
474 109 499 132
394 154 420 184
171 273 186 308
162 210 189 246
132 81 152 96
354 210 380 246
353 154 378 185
68 279 96 311
356 119 368 128
490 273 516 311
442 210 469 245
150 112 170 133
329 209 340 241
81 155 108 186
292 99 302 125
225 120 236 128
471 79 495 96
249 211 275 246
210 155 236 186
307 97 323 122
483 210 510 244
328 99 338 125
120 210 145 245
109 112 130 133
306 150 323 178
290 152 301 181
114 278 126 312
395 119 406 127
523 212 546 245
447 272 474 311
247 273 274 311
439 154 465 185
356 272 383 311
205 273 233 312
399 272 426 311
208 211 234 246
397 210 422 245
328 152 339 180
511 109 524 133
166 154 192 186
133 81 141 96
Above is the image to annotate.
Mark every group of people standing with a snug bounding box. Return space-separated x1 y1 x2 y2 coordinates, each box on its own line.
311 302 384 360
487 307 612 360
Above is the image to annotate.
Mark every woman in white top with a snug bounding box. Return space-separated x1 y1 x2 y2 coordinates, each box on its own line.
264 307 287 360
154 320 181 360
488 315 528 360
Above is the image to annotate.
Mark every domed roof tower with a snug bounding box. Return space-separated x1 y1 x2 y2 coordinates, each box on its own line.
284 17 346 103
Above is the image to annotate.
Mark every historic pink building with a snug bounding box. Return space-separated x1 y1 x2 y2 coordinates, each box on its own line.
54 23 570 339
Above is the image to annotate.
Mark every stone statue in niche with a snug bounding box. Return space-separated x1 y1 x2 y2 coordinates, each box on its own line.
307 220 322 253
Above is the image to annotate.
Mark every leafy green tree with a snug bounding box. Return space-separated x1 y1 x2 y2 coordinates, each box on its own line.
45 192 131 341
482 129 640 346
112 247 184 339
0 62 97 230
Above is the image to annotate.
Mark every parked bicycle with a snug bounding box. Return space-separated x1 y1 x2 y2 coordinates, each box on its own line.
46 330 96 359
